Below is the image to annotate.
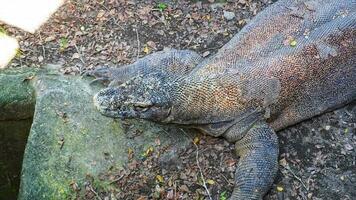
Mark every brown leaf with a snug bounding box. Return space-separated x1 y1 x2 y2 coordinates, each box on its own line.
179 185 190 192
97 10 106 19
137 196 148 200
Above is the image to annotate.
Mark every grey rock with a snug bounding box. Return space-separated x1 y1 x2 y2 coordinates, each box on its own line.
210 3 225 11
223 11 236 20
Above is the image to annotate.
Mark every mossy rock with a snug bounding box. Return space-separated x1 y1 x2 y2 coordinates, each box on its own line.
0 66 195 199
0 67 38 120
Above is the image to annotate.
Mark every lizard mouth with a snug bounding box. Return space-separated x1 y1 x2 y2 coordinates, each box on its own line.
93 92 121 118
93 91 139 119
93 92 102 109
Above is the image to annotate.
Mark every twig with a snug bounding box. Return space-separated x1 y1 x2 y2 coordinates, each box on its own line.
180 129 212 200
135 26 140 60
74 43 85 74
38 33 46 58
281 165 308 192
110 174 125 184
174 180 177 200
98 2 110 12
89 185 102 200
182 37 193 49
74 44 85 64
194 142 213 200
220 173 233 186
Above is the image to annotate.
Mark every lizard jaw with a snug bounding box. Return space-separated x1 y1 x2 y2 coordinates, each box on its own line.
93 92 121 118
93 91 141 119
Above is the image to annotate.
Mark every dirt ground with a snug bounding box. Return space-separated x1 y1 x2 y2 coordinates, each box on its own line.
1 0 355 199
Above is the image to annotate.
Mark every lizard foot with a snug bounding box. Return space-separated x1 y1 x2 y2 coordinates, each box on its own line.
231 121 279 199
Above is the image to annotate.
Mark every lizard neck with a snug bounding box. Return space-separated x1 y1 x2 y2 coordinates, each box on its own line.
165 75 247 124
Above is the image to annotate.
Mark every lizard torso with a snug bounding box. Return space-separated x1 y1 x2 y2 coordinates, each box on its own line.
165 0 355 135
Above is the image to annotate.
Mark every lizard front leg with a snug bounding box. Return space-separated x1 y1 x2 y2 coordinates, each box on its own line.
228 121 279 200
85 49 202 86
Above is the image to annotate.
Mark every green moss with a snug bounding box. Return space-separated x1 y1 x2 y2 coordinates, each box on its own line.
0 68 38 120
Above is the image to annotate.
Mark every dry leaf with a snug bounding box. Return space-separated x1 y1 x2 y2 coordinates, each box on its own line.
156 175 164 183
193 137 200 145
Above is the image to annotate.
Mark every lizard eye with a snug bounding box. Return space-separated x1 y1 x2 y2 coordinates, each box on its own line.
133 102 153 112
134 105 149 112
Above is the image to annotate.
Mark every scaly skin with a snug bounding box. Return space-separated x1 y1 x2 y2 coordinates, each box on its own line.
90 0 356 199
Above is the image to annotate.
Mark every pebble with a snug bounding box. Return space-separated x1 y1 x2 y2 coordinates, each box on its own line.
223 11 235 20
210 3 225 11
344 143 353 151
38 56 44 62
202 51 210 57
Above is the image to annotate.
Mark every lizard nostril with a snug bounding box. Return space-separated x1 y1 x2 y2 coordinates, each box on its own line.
93 92 110 109
93 93 101 108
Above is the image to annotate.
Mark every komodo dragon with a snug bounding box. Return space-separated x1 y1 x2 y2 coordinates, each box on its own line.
89 0 356 199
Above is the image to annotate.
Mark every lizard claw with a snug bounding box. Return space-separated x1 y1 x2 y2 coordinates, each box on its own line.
82 66 113 86
82 66 111 78
89 77 112 86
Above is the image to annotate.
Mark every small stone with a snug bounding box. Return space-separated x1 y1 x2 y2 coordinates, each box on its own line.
238 0 247 4
202 51 210 57
180 172 187 179
72 53 80 59
38 56 44 62
325 125 331 130
279 158 287 167
166 190 174 199
341 149 346 155
344 143 353 151
210 3 224 11
223 11 235 21
147 41 156 49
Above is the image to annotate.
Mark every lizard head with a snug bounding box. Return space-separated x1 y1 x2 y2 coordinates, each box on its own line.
93 73 174 121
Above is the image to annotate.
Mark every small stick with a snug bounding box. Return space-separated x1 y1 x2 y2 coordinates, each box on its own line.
38 33 46 59
74 43 86 65
135 27 140 60
180 129 212 200
89 185 102 200
281 165 308 192
110 174 125 184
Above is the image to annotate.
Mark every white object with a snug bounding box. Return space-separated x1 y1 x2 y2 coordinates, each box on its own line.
0 0 63 33
0 34 19 68
223 11 235 21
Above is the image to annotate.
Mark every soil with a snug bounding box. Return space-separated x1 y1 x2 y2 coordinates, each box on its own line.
1 0 354 199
